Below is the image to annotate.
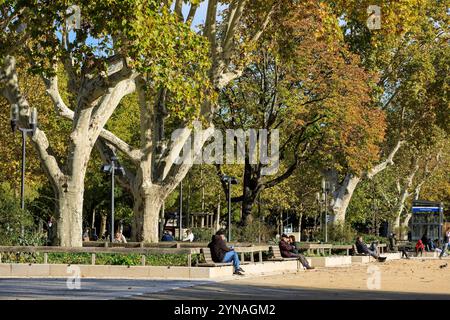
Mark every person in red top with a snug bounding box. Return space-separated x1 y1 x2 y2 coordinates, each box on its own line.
415 239 425 257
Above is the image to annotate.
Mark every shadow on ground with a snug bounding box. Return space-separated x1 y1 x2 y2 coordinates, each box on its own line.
1 278 449 300
128 282 450 300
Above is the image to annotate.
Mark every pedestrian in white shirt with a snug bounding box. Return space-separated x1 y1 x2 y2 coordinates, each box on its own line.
183 229 194 242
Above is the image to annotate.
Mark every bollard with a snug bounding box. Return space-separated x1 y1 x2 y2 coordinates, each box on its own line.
141 255 146 266
44 252 48 264
91 253 96 265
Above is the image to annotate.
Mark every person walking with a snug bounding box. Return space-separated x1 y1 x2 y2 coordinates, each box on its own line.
439 228 450 259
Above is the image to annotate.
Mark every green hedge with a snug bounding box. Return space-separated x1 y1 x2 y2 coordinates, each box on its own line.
0 252 199 266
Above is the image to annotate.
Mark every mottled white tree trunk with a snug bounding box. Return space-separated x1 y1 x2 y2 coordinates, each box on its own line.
329 140 404 224
332 174 361 224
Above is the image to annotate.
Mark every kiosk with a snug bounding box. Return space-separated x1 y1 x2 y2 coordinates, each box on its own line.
410 200 444 242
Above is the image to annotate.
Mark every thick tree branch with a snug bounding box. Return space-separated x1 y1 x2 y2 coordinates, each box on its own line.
367 139 405 179
43 72 141 162
222 0 247 63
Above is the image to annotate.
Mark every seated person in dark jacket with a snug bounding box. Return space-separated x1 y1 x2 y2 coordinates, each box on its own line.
289 235 299 254
279 234 314 270
161 230 174 241
208 229 244 275
388 233 409 259
421 233 430 251
355 236 386 262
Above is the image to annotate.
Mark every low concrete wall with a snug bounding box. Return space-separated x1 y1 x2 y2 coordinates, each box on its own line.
309 256 352 267
0 263 232 280
0 260 300 279
351 252 402 264
242 260 299 275
382 252 402 260
415 251 439 258
351 256 374 264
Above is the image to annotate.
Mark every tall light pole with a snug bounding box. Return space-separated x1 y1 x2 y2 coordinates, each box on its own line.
101 154 125 242
222 175 238 242
179 180 183 240
316 192 321 242
10 104 37 236
321 177 334 243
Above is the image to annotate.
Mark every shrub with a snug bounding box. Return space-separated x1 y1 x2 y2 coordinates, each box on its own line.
1 252 191 266
326 223 357 244
231 221 276 243
190 227 214 242
0 183 39 246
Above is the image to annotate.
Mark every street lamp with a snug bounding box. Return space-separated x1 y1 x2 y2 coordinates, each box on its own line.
101 154 125 242
10 104 37 236
178 180 183 241
320 177 335 243
221 175 238 242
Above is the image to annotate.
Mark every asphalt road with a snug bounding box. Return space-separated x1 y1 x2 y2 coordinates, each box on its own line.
0 278 210 300
1 277 449 300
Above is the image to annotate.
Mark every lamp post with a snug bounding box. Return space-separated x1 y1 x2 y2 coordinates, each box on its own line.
101 154 125 242
179 180 183 240
10 104 37 236
320 177 334 243
222 175 238 242
316 192 321 242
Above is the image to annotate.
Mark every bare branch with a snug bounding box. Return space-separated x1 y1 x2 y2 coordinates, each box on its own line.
42 73 74 118
42 71 141 162
89 72 138 138
222 0 247 62
250 3 276 44
367 139 405 179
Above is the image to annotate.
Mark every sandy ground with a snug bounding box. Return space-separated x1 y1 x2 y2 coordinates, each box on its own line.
231 258 450 295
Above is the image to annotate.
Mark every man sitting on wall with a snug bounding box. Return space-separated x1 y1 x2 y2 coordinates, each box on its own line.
279 234 314 270
208 229 245 275
355 236 386 262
